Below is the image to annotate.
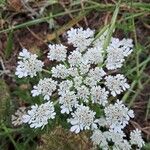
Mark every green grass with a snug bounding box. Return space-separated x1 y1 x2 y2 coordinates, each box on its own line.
0 0 150 150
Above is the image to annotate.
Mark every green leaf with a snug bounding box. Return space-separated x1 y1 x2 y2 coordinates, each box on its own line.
5 31 14 59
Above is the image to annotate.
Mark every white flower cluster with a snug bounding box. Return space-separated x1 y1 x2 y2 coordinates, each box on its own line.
15 48 44 78
68 105 97 133
48 44 67 61
91 128 144 150
31 78 57 100
130 129 145 148
105 74 130 96
22 101 56 129
67 27 94 52
104 100 134 132
12 107 26 126
106 38 133 70
14 28 145 149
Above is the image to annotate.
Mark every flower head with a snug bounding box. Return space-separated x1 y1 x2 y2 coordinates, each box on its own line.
31 78 57 100
52 64 68 79
91 130 108 148
88 67 106 82
15 49 44 78
76 85 90 102
12 107 26 126
67 28 94 52
106 38 133 70
104 100 134 132
48 44 67 61
91 86 109 106
68 105 97 133
22 101 56 129
59 90 78 114
58 80 73 96
68 50 82 66
83 47 103 64
130 129 145 148
105 74 130 96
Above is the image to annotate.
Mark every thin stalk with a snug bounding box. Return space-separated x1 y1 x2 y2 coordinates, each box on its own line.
2 124 19 150
42 69 52 75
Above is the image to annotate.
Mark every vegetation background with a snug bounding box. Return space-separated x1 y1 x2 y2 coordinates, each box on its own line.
0 0 149 149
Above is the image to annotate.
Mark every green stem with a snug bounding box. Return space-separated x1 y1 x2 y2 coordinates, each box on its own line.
2 124 20 150
42 69 52 75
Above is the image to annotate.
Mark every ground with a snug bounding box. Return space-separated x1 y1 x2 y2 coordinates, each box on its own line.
0 0 150 150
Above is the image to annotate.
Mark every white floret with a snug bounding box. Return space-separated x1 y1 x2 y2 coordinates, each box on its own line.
73 76 83 89
106 38 133 70
130 129 145 148
22 101 56 129
91 86 109 106
67 27 94 52
113 140 131 150
104 100 134 132
59 90 78 114
15 49 44 78
83 47 103 64
79 61 90 75
31 78 57 100
88 67 106 82
105 74 130 97
58 80 73 96
91 130 109 149
68 105 97 133
97 117 108 127
83 76 97 87
68 67 79 77
52 64 68 79
47 44 67 61
68 50 82 66
76 85 90 102
12 107 26 126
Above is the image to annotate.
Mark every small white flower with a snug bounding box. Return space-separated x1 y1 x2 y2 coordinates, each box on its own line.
91 86 109 106
79 61 90 75
88 67 106 82
15 49 44 78
104 100 134 132
84 47 103 64
105 74 130 97
83 76 97 87
68 67 79 77
120 38 133 56
52 64 68 79
18 48 30 59
22 101 56 129
73 76 83 89
59 90 78 114
91 130 108 149
67 28 94 52
12 107 26 126
113 140 131 150
58 80 73 96
106 46 125 70
106 38 133 70
68 105 97 133
103 131 131 150
76 85 90 102
48 44 67 61
68 50 82 66
104 131 125 143
31 78 57 100
130 129 145 148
